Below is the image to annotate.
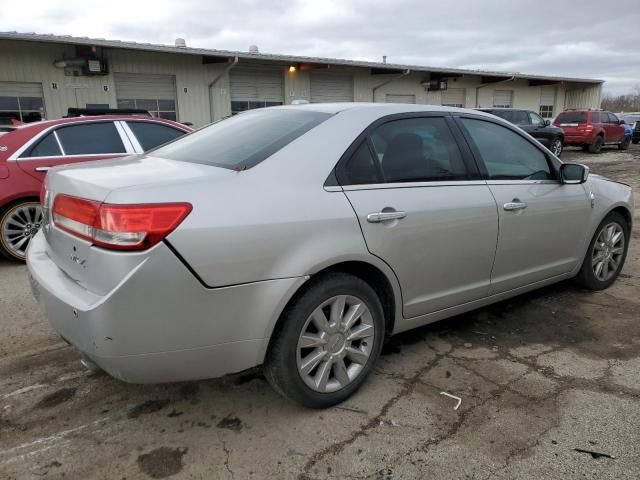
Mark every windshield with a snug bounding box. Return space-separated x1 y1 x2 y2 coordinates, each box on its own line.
152 108 331 170
555 112 587 124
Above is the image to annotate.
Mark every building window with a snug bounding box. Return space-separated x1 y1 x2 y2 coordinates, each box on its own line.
117 99 177 121
0 96 44 124
493 90 513 108
539 105 554 119
231 100 283 115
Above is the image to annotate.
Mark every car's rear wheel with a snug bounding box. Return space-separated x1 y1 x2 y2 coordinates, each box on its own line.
618 137 630 150
576 212 629 290
0 200 43 262
264 273 385 408
588 135 604 153
550 136 563 156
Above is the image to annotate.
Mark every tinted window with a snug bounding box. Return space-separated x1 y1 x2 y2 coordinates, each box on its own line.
461 118 552 181
346 117 471 184
607 113 619 124
556 112 587 124
344 142 381 185
153 109 330 170
529 112 545 126
591 112 601 123
127 122 186 151
23 132 62 157
56 122 126 155
511 111 529 125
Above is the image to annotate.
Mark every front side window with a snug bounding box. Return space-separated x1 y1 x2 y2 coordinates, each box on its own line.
56 122 126 155
127 122 186 151
343 117 472 185
153 109 330 170
460 118 553 181
529 111 546 126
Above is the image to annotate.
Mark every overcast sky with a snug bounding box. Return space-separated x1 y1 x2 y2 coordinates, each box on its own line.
1 0 638 95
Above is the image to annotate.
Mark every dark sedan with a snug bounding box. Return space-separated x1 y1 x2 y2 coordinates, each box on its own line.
479 108 564 156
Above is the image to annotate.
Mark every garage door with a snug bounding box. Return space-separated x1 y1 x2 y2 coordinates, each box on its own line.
230 66 284 114
115 73 177 120
385 94 416 104
493 90 513 108
310 71 354 103
441 88 465 108
539 87 556 118
0 82 44 123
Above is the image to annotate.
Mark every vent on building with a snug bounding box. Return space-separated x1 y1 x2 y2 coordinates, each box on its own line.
175 38 187 48
248 45 259 54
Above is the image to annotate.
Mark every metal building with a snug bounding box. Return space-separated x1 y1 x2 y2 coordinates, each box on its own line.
0 32 604 128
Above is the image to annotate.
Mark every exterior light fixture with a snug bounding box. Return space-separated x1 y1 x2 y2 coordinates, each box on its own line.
288 65 296 73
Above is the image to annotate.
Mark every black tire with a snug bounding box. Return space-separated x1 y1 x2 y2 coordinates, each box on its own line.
581 144 590 151
588 135 604 154
575 212 630 290
633 139 639 145
550 136 563 156
264 272 385 408
618 137 630 150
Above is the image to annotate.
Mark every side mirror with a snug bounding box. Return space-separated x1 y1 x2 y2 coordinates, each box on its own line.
545 119 551 126
619 119 626 125
561 163 589 184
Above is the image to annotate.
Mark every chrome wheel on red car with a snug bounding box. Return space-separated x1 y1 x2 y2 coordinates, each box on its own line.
0 201 43 261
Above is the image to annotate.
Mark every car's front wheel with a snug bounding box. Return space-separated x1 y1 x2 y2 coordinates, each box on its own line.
550 136 563 156
0 200 43 262
264 273 385 408
576 212 629 290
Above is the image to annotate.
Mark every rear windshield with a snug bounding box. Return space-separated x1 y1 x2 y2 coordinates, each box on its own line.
556 112 587 124
152 109 331 170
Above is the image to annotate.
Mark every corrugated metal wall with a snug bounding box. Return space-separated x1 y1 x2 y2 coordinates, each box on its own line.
0 39 604 127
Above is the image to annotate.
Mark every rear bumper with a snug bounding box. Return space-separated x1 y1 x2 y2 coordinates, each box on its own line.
26 232 306 383
563 134 594 146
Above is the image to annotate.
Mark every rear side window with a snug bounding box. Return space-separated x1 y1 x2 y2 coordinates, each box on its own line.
23 132 62 157
460 118 552 181
56 122 126 155
153 109 330 170
556 112 587 124
127 122 186 151
342 117 473 185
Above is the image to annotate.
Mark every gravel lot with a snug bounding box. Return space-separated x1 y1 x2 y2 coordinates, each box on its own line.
1 145 639 480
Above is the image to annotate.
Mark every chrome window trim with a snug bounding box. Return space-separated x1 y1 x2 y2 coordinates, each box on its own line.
341 180 489 191
14 153 127 162
53 130 65 155
484 179 560 186
119 121 144 153
114 121 136 154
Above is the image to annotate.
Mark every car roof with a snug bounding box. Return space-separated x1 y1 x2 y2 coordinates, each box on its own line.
14 115 190 132
272 102 499 119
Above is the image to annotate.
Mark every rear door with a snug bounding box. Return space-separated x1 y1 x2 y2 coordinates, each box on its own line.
456 116 591 293
604 113 625 143
337 114 499 318
17 121 132 181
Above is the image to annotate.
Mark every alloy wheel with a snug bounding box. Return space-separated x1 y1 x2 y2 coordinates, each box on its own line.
591 222 625 282
551 138 563 156
296 294 375 393
1 202 43 260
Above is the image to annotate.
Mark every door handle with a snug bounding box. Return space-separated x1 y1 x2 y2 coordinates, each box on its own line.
503 201 527 211
367 210 407 223
34 166 51 172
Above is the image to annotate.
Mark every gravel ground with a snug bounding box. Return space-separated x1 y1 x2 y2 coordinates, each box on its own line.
1 145 639 480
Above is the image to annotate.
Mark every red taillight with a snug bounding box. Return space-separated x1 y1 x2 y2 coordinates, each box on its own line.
52 194 192 250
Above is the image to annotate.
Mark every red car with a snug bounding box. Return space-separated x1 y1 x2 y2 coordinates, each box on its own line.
553 109 629 153
0 115 191 261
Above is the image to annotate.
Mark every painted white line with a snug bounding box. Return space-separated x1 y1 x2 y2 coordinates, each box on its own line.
1 384 48 399
440 391 462 410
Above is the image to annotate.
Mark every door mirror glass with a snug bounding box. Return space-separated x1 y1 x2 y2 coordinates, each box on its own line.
545 119 551 126
561 163 588 184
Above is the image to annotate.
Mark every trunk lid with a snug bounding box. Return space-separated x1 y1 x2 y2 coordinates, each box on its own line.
42 155 230 294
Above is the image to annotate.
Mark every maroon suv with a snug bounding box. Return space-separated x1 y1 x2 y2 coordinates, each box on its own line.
554 109 629 153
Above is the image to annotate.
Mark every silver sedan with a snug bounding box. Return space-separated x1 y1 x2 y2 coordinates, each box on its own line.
27 104 633 408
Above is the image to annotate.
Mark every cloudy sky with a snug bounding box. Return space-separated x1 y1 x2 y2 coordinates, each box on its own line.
1 0 639 95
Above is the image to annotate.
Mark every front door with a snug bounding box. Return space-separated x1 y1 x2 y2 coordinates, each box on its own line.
457 116 592 294
337 115 499 318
